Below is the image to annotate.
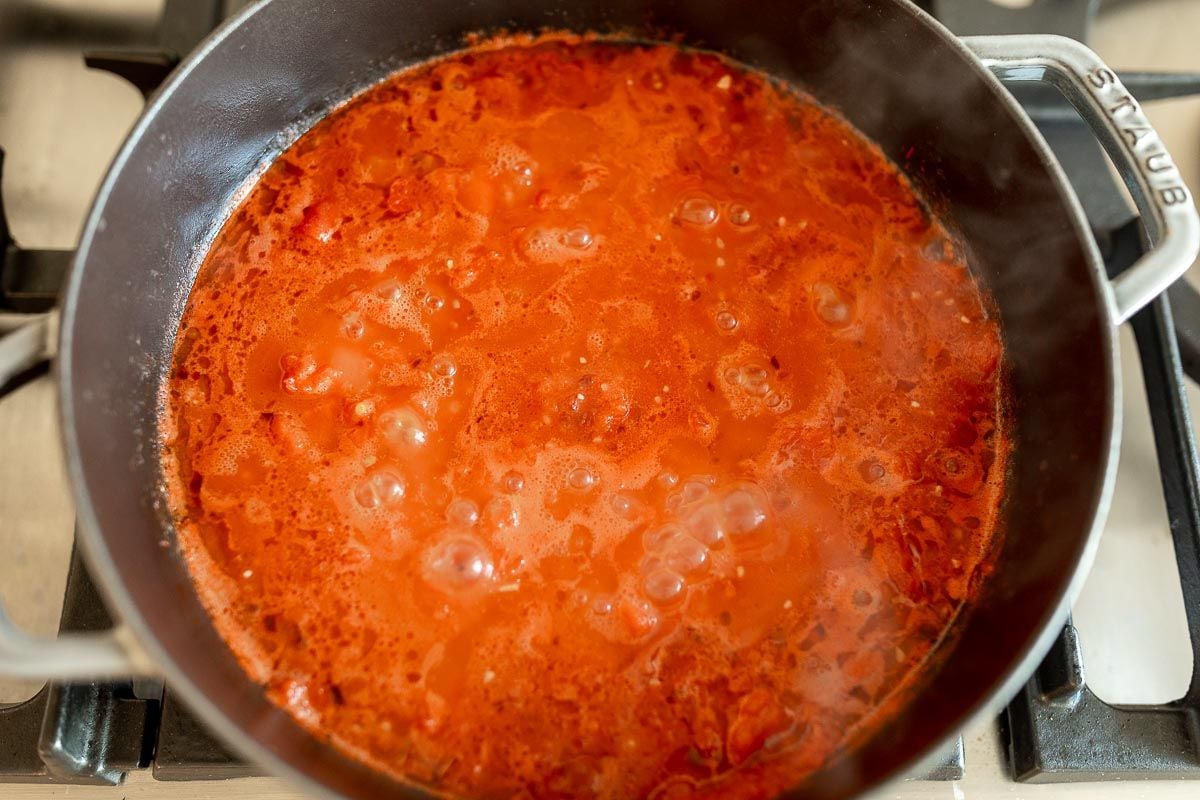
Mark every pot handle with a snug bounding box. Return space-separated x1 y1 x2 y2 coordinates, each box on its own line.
964 34 1200 324
0 315 152 678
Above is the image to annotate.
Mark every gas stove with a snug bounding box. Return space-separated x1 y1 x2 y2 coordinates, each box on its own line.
1 1 1199 798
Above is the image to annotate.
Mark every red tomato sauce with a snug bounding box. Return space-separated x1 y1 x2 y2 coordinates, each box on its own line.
163 35 1008 799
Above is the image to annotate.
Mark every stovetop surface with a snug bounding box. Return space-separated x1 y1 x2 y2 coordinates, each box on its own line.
2 1 1200 798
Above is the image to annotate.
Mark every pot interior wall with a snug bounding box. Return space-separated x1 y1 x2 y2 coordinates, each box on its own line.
62 1 1113 797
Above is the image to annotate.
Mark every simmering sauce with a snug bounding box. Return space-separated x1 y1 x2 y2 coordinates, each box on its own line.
163 36 1007 799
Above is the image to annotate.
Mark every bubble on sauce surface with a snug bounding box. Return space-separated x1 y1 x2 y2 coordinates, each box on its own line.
747 381 772 400
679 479 710 505
723 482 770 540
484 496 520 529
501 470 525 494
486 141 536 178
813 282 854 327
859 460 886 483
662 535 709 575
715 310 739 332
429 353 457 378
643 523 685 552
341 312 365 340
741 365 769 392
728 203 752 226
683 504 725 547
353 470 406 509
423 294 445 313
591 595 614 615
379 407 428 448
560 227 594 250
447 498 480 527
521 227 601 264
610 491 642 520
355 279 424 334
566 467 598 491
677 196 718 226
719 355 793 414
375 280 404 301
642 568 686 606
640 553 663 574
279 353 339 396
424 535 495 593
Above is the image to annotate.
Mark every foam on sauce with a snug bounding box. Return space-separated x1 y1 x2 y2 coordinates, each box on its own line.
163 35 1007 799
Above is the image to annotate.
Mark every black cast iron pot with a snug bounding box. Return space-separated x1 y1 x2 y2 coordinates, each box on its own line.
0 1 1196 798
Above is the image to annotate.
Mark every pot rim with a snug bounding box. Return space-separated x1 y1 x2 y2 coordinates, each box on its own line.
840 24 1122 792
55 1 1122 797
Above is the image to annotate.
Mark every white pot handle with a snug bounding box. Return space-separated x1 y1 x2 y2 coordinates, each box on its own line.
0 314 152 678
965 34 1200 324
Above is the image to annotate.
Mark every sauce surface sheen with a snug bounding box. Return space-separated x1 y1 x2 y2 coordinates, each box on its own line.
164 36 1007 800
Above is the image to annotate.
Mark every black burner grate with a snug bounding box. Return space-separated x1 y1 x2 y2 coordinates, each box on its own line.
0 547 156 785
1003 218 1200 780
82 0 226 99
0 148 70 315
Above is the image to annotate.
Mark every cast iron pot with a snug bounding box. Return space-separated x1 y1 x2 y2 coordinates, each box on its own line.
0 0 1197 798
